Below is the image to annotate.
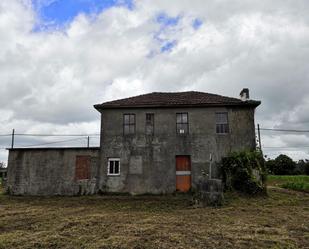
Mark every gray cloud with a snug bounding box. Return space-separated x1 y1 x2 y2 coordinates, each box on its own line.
1 0 309 161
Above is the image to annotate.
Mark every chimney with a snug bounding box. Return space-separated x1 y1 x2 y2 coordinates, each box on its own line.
240 88 249 101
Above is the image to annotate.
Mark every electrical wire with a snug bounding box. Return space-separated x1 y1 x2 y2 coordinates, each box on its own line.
15 133 100 137
264 146 309 149
19 137 87 148
257 128 309 133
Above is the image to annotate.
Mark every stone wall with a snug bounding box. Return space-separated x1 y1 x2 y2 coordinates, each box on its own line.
6 148 100 196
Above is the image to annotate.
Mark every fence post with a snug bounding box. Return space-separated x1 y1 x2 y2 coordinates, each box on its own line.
11 129 15 149
87 136 90 148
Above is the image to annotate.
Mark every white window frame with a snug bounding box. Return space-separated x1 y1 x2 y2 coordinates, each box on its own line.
107 158 120 176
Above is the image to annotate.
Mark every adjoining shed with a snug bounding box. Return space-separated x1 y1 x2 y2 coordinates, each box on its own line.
6 147 99 196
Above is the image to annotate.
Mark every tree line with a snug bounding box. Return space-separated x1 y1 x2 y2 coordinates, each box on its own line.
265 154 309 175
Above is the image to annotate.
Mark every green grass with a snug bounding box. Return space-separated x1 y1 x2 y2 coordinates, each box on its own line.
268 175 309 192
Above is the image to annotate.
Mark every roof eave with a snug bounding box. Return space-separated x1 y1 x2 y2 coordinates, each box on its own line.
94 101 261 110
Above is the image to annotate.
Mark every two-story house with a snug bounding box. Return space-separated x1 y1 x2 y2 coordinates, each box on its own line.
94 89 260 194
6 89 260 196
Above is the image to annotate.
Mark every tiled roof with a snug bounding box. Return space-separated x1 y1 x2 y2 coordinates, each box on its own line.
94 91 261 109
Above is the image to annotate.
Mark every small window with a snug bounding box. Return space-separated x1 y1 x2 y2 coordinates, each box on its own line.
108 158 120 176
216 112 229 134
176 113 189 134
146 113 154 135
123 114 135 135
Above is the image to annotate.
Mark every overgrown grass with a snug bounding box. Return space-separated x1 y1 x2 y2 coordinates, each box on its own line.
268 175 309 192
0 188 308 249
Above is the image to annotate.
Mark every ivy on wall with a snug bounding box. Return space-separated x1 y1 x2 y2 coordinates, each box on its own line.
221 151 267 195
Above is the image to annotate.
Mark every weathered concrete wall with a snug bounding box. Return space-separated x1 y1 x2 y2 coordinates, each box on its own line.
99 106 257 194
7 148 100 196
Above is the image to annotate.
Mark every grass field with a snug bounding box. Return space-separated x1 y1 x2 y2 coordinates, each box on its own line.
0 188 308 249
268 175 309 193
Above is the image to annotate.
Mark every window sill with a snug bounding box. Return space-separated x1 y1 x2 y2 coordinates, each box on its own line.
107 174 120 177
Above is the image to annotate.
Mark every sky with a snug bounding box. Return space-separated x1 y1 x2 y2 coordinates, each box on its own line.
1 0 309 163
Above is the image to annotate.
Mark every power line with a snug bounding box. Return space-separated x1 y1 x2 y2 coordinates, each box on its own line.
20 137 87 148
15 133 100 137
264 146 309 149
258 128 309 133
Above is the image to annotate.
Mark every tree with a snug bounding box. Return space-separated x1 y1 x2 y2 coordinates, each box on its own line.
273 154 296 175
296 160 308 175
265 159 276 174
0 162 6 169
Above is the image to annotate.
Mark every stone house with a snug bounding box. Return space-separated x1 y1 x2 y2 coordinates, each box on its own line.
6 89 260 195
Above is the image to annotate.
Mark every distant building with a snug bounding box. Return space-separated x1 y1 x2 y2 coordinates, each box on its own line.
6 89 260 195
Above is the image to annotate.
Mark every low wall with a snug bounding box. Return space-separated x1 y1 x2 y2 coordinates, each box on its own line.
6 147 100 196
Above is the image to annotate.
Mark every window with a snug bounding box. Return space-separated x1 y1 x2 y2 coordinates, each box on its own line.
216 112 229 134
123 114 135 135
176 113 189 134
145 113 154 135
108 158 120 175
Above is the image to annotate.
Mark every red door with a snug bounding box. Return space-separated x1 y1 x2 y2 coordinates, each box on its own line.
176 156 191 192
75 156 91 180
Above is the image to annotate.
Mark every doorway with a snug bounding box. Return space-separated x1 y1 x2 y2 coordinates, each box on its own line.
175 155 191 192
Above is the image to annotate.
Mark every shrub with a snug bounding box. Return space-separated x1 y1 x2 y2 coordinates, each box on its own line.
221 150 267 195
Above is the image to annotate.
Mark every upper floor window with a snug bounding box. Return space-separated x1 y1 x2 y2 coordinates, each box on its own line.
108 158 120 176
176 113 188 134
216 112 229 134
146 113 154 135
123 114 135 135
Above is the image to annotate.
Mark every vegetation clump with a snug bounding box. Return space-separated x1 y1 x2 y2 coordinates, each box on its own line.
268 175 309 193
221 150 267 195
265 155 309 175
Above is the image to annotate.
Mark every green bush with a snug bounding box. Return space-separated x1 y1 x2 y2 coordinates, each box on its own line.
221 151 267 195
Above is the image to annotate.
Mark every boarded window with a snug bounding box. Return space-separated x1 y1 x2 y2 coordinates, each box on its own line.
108 158 120 175
216 112 229 134
75 156 91 180
124 114 135 135
176 113 189 134
145 113 154 135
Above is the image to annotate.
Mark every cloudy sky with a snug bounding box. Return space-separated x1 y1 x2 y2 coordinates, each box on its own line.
1 0 309 163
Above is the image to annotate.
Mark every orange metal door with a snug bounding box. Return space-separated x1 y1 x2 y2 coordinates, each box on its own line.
176 156 191 192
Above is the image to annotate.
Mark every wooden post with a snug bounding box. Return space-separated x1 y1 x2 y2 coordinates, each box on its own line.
11 129 15 149
87 136 90 148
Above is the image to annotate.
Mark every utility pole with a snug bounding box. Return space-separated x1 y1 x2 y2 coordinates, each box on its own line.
11 129 15 149
257 124 262 152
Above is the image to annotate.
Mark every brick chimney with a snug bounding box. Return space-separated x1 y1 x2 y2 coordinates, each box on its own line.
240 88 249 101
